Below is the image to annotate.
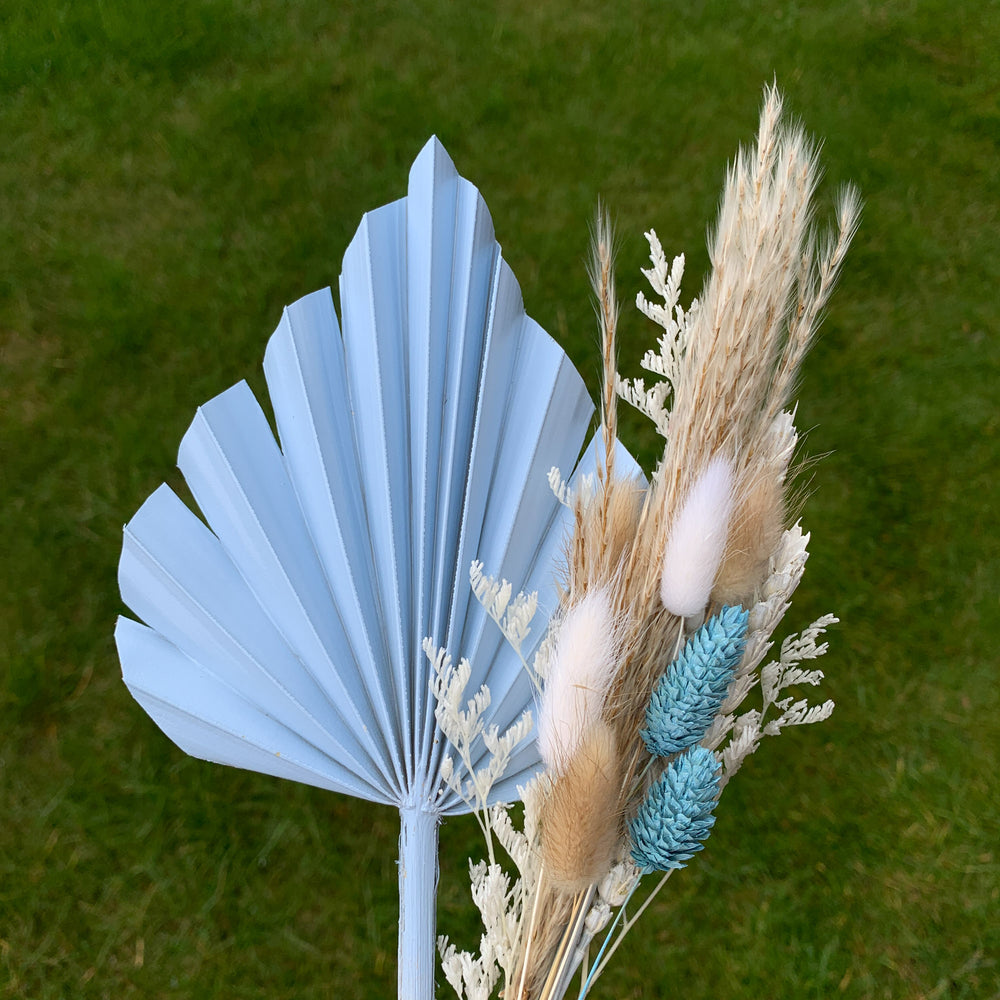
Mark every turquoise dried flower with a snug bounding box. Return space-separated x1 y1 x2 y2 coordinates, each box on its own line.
629 746 721 872
640 605 749 757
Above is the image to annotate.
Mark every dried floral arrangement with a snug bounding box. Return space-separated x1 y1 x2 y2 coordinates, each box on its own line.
116 83 857 1000
429 86 860 1000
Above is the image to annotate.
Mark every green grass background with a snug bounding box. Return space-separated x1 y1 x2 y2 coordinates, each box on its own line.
1 1 997 997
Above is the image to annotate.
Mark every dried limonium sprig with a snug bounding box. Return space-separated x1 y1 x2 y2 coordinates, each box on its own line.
433 85 860 1000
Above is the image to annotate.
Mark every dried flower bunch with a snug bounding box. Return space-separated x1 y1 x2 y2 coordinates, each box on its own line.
429 86 860 1000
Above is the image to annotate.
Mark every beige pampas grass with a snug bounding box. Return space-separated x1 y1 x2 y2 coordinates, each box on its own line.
712 410 798 605
648 85 860 582
566 477 645 599
711 470 784 606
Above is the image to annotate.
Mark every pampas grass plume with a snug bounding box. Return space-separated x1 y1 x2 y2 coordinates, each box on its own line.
712 472 784 605
660 455 735 617
537 589 620 772
714 411 798 605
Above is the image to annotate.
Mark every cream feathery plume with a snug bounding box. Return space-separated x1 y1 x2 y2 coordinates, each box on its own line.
536 589 621 773
659 454 735 618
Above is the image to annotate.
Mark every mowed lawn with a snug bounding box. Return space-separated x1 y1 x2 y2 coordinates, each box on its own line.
1 2 997 998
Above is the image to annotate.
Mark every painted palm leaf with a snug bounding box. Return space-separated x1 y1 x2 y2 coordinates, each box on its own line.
116 137 639 998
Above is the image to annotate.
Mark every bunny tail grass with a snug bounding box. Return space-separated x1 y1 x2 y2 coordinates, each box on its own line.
540 722 622 893
537 589 621 772
660 455 735 618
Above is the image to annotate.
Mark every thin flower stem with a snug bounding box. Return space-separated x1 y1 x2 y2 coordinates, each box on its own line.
577 879 642 999
459 778 497 867
587 870 673 986
625 625 688 801
537 902 576 1000
539 885 595 1000
626 756 655 804
515 864 547 1000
